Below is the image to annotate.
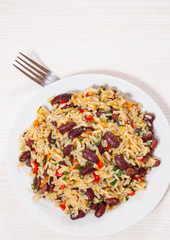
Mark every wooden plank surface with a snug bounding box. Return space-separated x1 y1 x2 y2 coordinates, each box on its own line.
0 0 170 239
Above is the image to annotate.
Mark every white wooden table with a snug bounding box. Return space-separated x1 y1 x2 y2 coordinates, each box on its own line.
0 0 170 239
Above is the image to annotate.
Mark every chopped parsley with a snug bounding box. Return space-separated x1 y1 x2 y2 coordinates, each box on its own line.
64 172 69 175
111 179 117 186
48 144 52 147
79 175 84 179
77 165 83 171
39 106 42 110
113 166 119 171
129 156 132 159
63 176 67 181
50 139 55 143
75 145 77 150
106 118 109 122
97 90 102 95
79 138 83 142
65 112 68 116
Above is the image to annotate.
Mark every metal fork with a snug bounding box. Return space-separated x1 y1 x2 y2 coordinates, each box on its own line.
13 52 59 86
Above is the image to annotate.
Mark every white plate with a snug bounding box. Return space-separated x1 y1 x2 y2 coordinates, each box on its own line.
7 74 170 237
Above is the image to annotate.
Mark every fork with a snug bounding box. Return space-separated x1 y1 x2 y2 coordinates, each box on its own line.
13 52 59 86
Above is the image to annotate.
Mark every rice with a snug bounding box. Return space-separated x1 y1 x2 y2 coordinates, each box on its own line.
18 86 160 219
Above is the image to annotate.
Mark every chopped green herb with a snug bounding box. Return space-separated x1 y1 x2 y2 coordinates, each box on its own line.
126 122 130 125
92 139 98 145
79 138 83 142
77 165 83 171
101 136 104 140
126 197 129 201
52 162 57 166
103 178 107 182
52 135 55 137
116 170 125 177
97 90 102 95
65 112 68 116
137 130 142 136
81 191 85 195
79 175 84 179
145 167 149 170
50 139 55 143
111 179 117 186
118 123 124 127
98 201 103 205
129 156 132 159
39 106 42 110
63 176 67 181
75 146 77 150
113 166 119 171
64 172 69 175
31 183 34 189
48 144 52 147
106 118 109 122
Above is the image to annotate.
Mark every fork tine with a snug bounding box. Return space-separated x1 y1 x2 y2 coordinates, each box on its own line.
17 56 46 77
15 60 44 81
13 64 44 86
19 52 49 73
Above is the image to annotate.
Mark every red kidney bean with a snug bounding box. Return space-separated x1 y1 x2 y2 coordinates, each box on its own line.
43 155 47 166
103 132 119 148
19 151 31 162
34 176 41 190
97 144 105 154
105 198 119 205
143 153 150 163
51 93 72 105
143 113 155 123
58 122 76 134
63 144 74 156
68 127 83 139
138 167 147 176
148 123 153 132
115 154 130 170
48 177 55 193
26 159 32 167
69 155 74 164
25 139 34 147
142 133 153 142
152 159 161 167
110 107 116 112
112 114 119 122
82 149 99 163
126 167 136 176
41 183 48 193
150 138 158 149
85 188 94 201
59 161 67 166
90 203 99 210
51 121 57 126
96 111 107 117
48 132 55 144
72 187 79 190
23 132 27 137
43 169 49 177
95 203 106 218
70 210 86 220
80 165 96 176
62 102 75 109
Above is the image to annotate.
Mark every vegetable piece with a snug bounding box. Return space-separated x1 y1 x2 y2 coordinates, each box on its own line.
55 167 63 177
128 190 135 196
60 204 66 211
97 161 104 169
61 100 67 104
32 161 38 174
33 119 39 127
80 109 85 113
93 173 101 183
133 176 143 182
40 176 49 188
60 185 66 189
111 179 117 186
85 115 93 122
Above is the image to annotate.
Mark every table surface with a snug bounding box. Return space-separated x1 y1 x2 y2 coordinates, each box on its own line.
1 0 170 239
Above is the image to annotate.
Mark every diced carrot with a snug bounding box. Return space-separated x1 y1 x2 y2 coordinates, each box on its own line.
33 119 39 127
40 176 49 188
73 164 79 169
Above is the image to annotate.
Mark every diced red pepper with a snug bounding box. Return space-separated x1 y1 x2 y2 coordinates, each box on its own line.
128 190 135 196
80 109 85 113
61 100 67 104
31 147 36 151
85 115 93 122
73 164 79 169
106 146 111 150
138 158 143 162
93 173 101 183
110 98 115 100
32 161 38 174
97 161 104 169
60 184 65 189
86 93 89 97
133 176 143 182
55 167 63 177
60 204 66 211
130 121 134 128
